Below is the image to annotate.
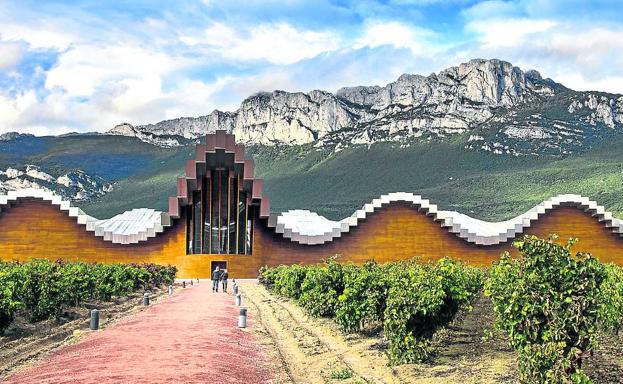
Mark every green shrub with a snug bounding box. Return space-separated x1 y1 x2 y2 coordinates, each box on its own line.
434 257 483 315
298 259 345 317
335 261 388 332
383 262 446 364
485 235 606 383
0 263 23 332
259 258 483 365
258 265 279 288
0 259 177 332
597 263 623 334
273 264 308 299
383 258 483 365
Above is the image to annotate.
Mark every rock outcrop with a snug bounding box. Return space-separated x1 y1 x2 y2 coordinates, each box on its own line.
0 165 112 201
107 59 623 155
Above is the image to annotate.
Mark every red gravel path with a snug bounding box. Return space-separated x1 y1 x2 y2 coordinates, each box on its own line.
5 282 274 384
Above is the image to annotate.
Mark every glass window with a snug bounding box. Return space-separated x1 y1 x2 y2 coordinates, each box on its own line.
187 165 254 255
202 178 211 254
211 170 219 253
229 177 237 254
219 170 228 253
192 191 201 254
238 191 246 254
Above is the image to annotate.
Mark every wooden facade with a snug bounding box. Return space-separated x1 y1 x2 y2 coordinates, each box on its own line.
2 199 623 278
2 132 623 277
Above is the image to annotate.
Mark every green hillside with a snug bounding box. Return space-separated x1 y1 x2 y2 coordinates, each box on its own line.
3 133 623 221
251 135 623 220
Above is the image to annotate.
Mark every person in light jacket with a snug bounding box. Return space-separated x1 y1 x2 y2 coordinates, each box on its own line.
221 269 229 293
211 266 222 293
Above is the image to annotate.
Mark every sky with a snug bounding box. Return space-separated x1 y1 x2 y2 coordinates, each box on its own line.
0 0 622 136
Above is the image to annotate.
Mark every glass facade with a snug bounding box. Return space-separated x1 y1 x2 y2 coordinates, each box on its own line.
187 169 253 255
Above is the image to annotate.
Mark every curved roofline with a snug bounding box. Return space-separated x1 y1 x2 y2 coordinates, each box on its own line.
0 188 172 245
265 192 623 246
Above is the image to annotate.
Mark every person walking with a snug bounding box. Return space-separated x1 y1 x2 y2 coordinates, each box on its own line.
211 266 222 293
221 269 229 293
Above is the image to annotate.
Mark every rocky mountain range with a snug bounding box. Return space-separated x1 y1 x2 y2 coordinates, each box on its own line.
0 165 113 201
108 58 623 155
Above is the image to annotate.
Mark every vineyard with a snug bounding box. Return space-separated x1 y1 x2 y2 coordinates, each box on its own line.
259 235 623 383
0 259 177 333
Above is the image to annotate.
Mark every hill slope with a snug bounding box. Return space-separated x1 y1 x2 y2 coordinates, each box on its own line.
2 132 623 221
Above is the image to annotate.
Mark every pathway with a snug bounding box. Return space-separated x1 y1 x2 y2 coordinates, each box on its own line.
5 282 274 384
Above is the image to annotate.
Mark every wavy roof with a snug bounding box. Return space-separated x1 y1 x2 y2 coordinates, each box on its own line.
2 188 621 248
266 192 622 246
0 188 171 245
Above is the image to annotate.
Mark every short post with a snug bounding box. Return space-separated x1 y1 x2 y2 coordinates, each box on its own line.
182 281 186 288
90 309 100 330
197 278 199 283
233 284 239 295
236 293 241 307
238 308 247 328
191 280 194 286
168 285 173 295
143 292 150 306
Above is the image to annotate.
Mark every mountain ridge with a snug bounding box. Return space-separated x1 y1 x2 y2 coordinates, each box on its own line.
106 58 623 155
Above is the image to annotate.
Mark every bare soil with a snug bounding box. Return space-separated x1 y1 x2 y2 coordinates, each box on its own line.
0 286 168 379
241 282 623 384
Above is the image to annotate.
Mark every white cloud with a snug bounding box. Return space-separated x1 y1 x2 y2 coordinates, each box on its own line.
182 22 341 65
45 44 187 97
0 41 24 69
354 21 434 54
547 28 623 67
466 18 557 47
0 91 42 133
0 23 76 50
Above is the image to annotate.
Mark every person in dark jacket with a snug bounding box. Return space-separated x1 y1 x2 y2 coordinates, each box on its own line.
211 266 221 293
221 269 229 293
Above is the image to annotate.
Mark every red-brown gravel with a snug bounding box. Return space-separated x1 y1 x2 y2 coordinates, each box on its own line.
4 282 274 384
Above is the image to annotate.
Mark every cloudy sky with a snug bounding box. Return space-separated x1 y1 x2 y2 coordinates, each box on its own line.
0 0 622 136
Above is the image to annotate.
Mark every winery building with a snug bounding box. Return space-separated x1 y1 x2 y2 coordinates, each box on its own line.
2 131 623 277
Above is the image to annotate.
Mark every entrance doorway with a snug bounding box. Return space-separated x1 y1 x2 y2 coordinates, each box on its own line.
210 261 227 273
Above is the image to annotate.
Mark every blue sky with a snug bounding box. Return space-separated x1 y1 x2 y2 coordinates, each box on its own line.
0 0 622 135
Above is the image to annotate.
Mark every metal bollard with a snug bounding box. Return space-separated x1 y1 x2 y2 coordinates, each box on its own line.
238 308 247 328
235 293 241 306
197 278 199 283
168 285 173 295
182 281 186 288
233 284 238 295
143 292 150 306
90 309 100 330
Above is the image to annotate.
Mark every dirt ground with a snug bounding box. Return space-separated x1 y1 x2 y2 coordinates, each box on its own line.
241 282 623 384
0 286 169 379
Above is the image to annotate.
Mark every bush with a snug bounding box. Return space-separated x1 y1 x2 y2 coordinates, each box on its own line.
273 264 308 299
298 259 345 317
485 235 606 383
258 265 279 288
383 262 446 364
0 263 22 331
383 258 483 364
335 261 388 332
259 258 483 365
597 263 623 334
0 259 177 332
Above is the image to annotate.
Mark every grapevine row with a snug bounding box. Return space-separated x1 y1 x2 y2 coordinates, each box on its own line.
0 259 177 332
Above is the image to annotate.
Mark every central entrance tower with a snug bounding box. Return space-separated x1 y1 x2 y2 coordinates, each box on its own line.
168 131 270 256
